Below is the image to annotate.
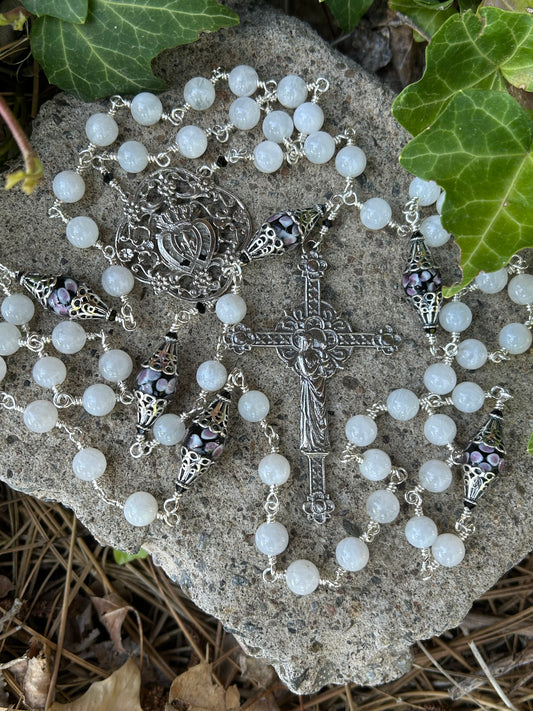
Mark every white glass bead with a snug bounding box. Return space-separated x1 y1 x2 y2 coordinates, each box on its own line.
23 400 58 433
432 533 465 567
409 177 441 206
419 459 453 492
101 265 135 296
423 363 457 394
0 323 20 356
436 190 446 214
215 293 247 324
258 453 291 486
285 559 320 595
82 383 116 416
277 75 308 109
405 516 438 549
1 294 34 325
66 216 99 248
335 145 367 178
336 537 369 572
72 447 107 481
229 97 261 130
196 360 227 391
304 131 335 164
386 388 419 421
99 349 133 382
452 381 485 413
475 267 508 294
262 111 293 143
360 198 392 230
130 92 163 125
439 301 472 333
366 489 400 523
32 356 67 388
498 322 532 354
359 448 391 481
176 125 208 159
424 414 457 445
124 491 158 527
51 321 86 354
184 76 216 110
253 141 283 173
53 170 85 203
293 102 324 134
153 414 186 446
85 113 119 146
345 415 377 446
0 356 6 383
0 322 22 355
117 140 148 173
228 65 259 96
456 339 488 370
255 521 289 556
420 215 451 248
238 390 270 422
508 273 533 305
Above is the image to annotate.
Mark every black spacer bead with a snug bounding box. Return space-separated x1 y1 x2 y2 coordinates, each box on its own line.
103 172 114 184
196 302 207 314
323 219 333 228
216 155 228 168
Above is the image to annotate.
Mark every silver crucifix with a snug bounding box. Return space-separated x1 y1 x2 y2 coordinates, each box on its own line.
225 247 400 524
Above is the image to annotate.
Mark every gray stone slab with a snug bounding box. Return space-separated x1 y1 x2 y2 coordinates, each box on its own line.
1 1 532 694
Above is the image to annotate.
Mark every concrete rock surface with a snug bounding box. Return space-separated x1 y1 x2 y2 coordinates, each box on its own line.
0 1 531 694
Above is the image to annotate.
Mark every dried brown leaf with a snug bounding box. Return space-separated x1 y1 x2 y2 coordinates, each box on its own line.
49 657 143 711
91 593 134 654
167 662 240 711
7 649 50 710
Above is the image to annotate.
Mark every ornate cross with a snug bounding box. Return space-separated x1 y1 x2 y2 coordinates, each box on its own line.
225 248 400 524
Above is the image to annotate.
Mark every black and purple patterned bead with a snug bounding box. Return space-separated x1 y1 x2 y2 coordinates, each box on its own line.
176 389 231 492
47 277 79 316
136 367 177 399
267 212 303 250
18 272 115 321
462 408 505 508
183 423 226 461
402 232 443 334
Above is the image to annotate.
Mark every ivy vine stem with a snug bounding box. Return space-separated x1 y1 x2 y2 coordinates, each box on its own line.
0 94 43 194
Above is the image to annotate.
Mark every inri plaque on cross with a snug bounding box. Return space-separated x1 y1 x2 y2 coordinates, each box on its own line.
225 247 401 524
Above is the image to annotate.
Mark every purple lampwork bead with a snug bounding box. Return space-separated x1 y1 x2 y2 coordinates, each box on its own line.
462 408 505 508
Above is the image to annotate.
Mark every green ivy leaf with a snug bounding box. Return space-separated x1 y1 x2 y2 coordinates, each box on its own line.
389 0 457 41
528 432 533 455
23 0 88 24
323 0 374 30
400 90 533 292
29 0 239 101
113 548 149 565
392 8 533 136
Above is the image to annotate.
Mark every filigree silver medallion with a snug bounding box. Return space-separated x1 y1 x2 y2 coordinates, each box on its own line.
116 168 252 302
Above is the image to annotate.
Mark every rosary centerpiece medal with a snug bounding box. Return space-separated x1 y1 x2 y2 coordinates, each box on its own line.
115 167 252 302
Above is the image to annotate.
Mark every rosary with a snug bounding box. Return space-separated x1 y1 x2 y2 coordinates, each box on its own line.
0 65 532 596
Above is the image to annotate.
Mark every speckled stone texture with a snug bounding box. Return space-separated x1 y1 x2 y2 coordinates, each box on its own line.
1 1 532 694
